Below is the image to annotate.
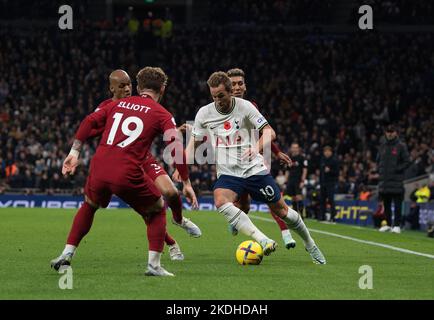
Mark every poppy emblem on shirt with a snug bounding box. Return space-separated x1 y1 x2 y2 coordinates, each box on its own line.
224 121 231 130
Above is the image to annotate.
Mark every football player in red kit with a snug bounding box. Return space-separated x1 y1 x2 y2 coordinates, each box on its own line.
89 70 201 260
50 67 197 276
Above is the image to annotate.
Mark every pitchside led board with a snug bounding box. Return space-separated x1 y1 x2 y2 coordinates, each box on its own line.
0 195 385 227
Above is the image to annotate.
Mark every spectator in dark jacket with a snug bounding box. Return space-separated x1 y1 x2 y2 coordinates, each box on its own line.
377 124 411 233
319 146 340 222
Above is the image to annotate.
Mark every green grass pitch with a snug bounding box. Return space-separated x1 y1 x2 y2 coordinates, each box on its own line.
0 208 433 299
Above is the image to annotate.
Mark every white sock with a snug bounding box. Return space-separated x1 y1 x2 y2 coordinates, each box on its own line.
62 244 76 257
282 207 315 249
218 202 269 243
281 229 294 240
148 250 162 268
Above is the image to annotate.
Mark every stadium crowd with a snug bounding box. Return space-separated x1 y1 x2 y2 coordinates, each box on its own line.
352 0 434 25
208 0 334 25
0 23 433 199
0 0 90 20
206 0 434 26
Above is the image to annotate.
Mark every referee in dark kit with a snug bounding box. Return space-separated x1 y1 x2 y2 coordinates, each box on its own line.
286 142 308 216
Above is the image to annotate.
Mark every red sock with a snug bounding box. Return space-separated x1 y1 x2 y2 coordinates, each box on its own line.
271 211 288 231
168 193 183 224
165 232 176 246
66 202 97 246
145 209 167 252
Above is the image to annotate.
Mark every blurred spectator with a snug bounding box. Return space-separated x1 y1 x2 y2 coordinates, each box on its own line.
377 125 411 233
352 0 434 25
319 146 339 221
358 185 372 201
209 0 334 25
406 183 431 230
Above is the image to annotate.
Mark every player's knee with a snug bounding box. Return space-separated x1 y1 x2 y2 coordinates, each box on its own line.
215 197 230 209
85 195 100 209
145 197 165 215
270 200 289 218
163 187 179 201
288 207 301 222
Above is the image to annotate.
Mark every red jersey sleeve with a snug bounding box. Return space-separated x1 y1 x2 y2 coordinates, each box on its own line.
75 108 109 142
271 142 282 155
249 100 282 155
158 108 189 181
88 99 113 138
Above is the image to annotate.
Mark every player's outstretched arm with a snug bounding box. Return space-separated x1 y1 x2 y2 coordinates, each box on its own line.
268 133 292 166
62 110 108 177
62 139 82 176
182 179 199 210
172 136 203 182
277 151 292 167
242 124 276 160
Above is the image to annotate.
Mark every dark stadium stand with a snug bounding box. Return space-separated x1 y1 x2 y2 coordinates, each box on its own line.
0 1 433 199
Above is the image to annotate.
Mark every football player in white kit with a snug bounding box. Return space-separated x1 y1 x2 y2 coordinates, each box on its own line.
189 72 326 264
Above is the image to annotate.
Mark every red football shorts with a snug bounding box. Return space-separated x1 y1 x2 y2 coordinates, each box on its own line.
142 155 168 182
84 171 161 211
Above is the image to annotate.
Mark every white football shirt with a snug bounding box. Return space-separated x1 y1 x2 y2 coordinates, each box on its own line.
192 97 269 178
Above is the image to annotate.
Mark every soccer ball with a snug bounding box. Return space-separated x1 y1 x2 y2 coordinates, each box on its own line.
236 240 263 265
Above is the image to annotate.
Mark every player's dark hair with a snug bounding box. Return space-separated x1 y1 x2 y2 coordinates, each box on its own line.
136 67 168 92
227 68 245 79
207 71 232 92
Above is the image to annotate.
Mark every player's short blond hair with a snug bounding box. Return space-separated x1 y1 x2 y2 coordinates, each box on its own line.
136 67 168 92
207 71 232 92
227 68 245 79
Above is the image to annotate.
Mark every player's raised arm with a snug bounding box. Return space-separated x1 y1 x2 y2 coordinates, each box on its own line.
62 108 109 177
171 126 204 183
172 111 209 183
247 101 292 166
160 114 198 209
242 123 276 160
242 104 276 160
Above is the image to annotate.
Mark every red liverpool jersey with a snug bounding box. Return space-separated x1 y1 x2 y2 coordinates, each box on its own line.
75 94 188 183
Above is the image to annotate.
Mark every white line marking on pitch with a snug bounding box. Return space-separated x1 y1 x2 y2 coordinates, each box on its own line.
250 215 434 260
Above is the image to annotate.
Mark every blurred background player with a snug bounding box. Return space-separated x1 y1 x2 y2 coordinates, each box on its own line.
285 142 308 217
190 72 325 263
377 124 411 233
319 146 339 222
51 67 198 276
91 70 201 261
